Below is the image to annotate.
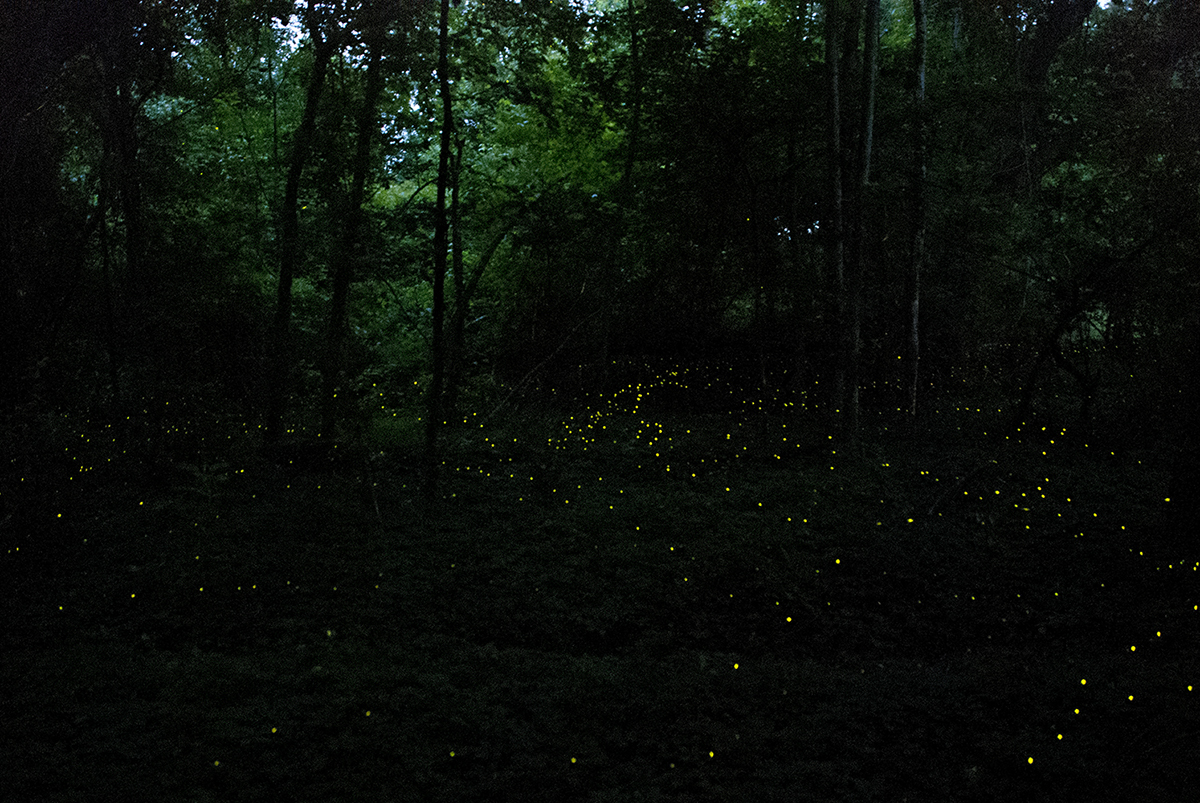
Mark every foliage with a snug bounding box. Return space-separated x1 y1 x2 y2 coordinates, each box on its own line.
3 0 1193 436
3 2 1200 796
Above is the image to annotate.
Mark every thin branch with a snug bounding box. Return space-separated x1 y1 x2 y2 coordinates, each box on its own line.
479 309 603 427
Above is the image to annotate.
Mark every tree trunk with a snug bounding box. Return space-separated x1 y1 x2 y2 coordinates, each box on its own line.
98 159 123 411
1003 0 1097 195
445 213 522 416
1019 0 1098 89
101 5 146 300
825 0 846 418
1009 298 1084 432
846 0 879 440
1167 307 1200 536
320 33 385 436
264 20 336 445
445 138 466 422
425 0 454 495
907 0 927 418
623 0 641 189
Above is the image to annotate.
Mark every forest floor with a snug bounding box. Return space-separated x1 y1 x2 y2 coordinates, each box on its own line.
3 389 1199 802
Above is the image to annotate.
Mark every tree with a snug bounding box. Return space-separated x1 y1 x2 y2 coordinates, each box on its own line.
824 0 878 437
846 0 880 438
824 0 849 419
264 7 341 445
425 0 454 494
0 0 101 414
907 0 927 417
622 0 641 189
1019 0 1099 89
6 0 1196 496
320 8 392 437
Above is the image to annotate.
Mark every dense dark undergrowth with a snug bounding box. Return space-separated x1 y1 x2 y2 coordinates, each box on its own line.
2 378 1198 802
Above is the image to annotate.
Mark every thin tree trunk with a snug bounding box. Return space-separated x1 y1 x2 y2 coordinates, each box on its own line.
623 0 641 188
102 4 146 300
321 34 385 436
461 217 520 311
98 164 122 411
93 12 144 433
1010 300 1083 432
855 0 879 188
443 204 524 423
446 138 465 422
846 0 879 440
113 90 144 297
786 0 812 401
425 0 454 495
1168 312 1200 535
264 21 336 445
908 0 927 418
825 0 846 417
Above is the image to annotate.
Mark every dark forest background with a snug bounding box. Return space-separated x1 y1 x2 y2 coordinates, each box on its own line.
3 1 1200 800
3 0 1198 475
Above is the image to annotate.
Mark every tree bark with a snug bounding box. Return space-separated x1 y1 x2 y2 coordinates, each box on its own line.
97 156 123 411
907 0 927 418
1019 0 1098 89
1168 320 1200 535
446 138 465 422
320 31 386 436
1004 0 1097 195
846 0 879 440
264 18 337 445
425 0 454 495
825 0 846 418
101 2 146 299
623 0 641 189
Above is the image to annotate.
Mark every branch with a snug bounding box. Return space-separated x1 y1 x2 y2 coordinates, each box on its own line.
479 309 603 426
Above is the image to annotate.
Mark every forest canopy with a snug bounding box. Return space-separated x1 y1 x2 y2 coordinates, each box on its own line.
2 0 1198 472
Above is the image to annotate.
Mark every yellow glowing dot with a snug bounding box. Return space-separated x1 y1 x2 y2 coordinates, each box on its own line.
571 757 577 763
1056 733 1062 740
1027 757 1033 764
1081 679 1087 685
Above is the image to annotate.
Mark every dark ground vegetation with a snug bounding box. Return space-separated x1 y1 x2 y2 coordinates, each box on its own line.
3 361 1197 803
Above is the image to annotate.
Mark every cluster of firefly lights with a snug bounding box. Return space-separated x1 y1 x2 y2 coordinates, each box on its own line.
8 366 1197 771
442 360 1195 768
452 361 807 494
